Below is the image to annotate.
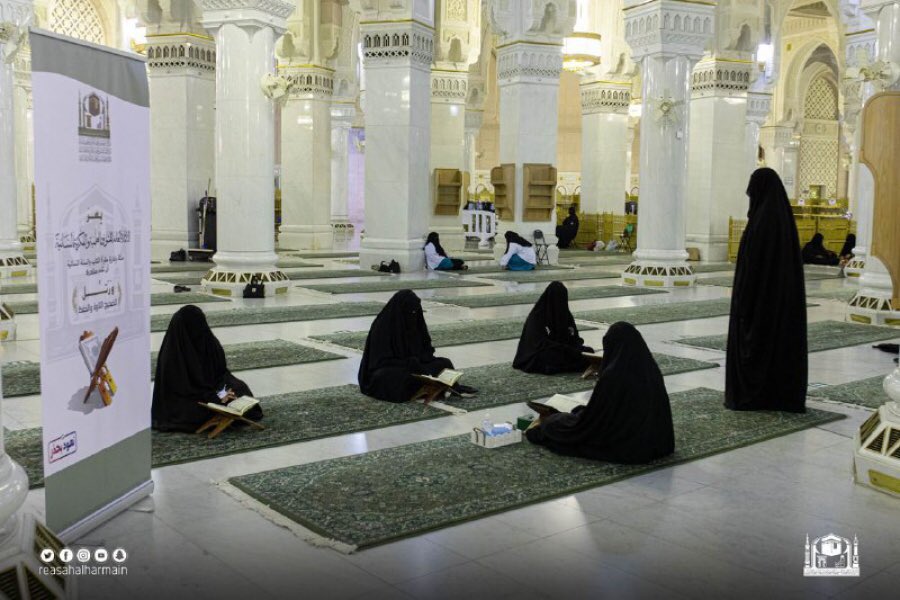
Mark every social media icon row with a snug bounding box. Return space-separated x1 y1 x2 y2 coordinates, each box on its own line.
40 547 126 564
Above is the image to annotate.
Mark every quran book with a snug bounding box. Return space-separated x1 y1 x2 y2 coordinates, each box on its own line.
582 351 603 362
416 369 464 387
205 396 259 417
530 393 587 414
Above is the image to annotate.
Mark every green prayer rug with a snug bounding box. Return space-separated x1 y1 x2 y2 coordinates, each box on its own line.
5 385 446 489
301 279 493 295
676 320 898 353
1 339 345 398
149 302 385 332
481 269 621 284
5 292 229 315
575 298 734 326
0 283 37 295
807 288 858 303
313 317 597 350
809 376 888 410
431 285 665 308
227 387 843 551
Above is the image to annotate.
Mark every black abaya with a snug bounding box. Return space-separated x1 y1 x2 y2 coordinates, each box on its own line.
726 168 807 412
513 281 592 374
555 213 579 249
526 322 674 464
802 233 840 266
152 305 261 432
358 290 454 402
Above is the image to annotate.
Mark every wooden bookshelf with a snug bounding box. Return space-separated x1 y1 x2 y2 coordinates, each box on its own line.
490 164 516 220
433 169 463 216
523 163 557 222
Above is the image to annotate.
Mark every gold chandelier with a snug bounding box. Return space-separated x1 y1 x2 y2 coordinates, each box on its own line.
563 32 602 72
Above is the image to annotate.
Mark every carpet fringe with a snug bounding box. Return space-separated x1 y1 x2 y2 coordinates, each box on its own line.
215 480 359 554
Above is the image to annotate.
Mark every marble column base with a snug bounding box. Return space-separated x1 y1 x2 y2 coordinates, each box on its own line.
359 237 426 272
844 257 866 281
684 234 729 263
1 303 16 342
622 260 696 288
846 292 900 327
0 253 33 280
278 224 334 252
853 398 900 499
201 268 291 298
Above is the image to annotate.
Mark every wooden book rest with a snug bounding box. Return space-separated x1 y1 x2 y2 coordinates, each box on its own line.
411 377 451 404
195 403 265 439
84 327 119 405
581 353 604 379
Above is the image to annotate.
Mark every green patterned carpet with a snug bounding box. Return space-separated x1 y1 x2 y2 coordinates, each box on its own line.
301 279 493 295
5 384 447 488
699 270 841 288
5 292 229 315
442 355 717 412
313 317 597 350
809 376 888 410
149 302 385 332
150 259 322 273
0 282 37 295
228 387 843 550
431 285 665 308
807 288 858 302
575 298 735 326
677 320 898 353
1 339 345 398
481 269 621 284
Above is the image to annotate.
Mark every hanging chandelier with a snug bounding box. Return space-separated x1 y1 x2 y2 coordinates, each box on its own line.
562 32 602 72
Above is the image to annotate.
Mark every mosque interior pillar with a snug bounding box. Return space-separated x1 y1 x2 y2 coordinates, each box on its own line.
579 78 631 218
429 69 468 252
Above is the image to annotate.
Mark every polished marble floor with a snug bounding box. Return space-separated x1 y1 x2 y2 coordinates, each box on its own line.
2 250 899 599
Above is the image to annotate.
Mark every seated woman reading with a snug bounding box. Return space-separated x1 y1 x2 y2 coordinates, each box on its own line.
500 231 537 271
526 322 675 464
152 305 262 432
513 281 594 375
424 232 467 271
801 233 840 266
359 290 477 402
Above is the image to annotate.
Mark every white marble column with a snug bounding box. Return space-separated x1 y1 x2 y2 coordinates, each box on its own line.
685 58 752 263
13 50 32 245
621 0 714 287
847 0 900 326
200 0 292 296
760 123 800 198
745 92 771 179
144 33 216 260
429 69 467 252
357 11 434 272
463 108 482 196
0 9 32 280
330 102 354 229
279 66 335 250
580 78 631 216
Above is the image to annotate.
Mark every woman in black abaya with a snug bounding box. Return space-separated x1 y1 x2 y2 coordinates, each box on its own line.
513 281 593 374
726 168 807 412
152 305 262 432
526 322 674 464
359 290 476 402
802 233 840 266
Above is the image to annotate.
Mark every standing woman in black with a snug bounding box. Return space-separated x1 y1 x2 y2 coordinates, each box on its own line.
726 168 807 412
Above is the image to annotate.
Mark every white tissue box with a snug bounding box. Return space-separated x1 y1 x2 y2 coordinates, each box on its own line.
471 426 522 448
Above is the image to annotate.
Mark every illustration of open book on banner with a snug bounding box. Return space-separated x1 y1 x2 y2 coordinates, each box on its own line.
527 393 587 418
79 327 118 405
196 397 264 439
412 369 464 403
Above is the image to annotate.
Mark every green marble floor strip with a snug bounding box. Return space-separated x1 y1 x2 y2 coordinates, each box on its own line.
5 292 229 315
149 301 385 332
689 263 735 274
806 288 858 303
481 269 621 284
676 320 898 353
301 279 493 295
228 388 843 550
0 282 37 295
1 339 345 398
431 285 665 308
312 317 597 350
809 376 888 410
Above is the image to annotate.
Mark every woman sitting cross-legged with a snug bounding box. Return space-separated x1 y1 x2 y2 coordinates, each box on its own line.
358 290 477 401
500 231 537 271
526 322 675 464
152 305 262 432
424 232 467 271
801 233 840 266
513 281 594 375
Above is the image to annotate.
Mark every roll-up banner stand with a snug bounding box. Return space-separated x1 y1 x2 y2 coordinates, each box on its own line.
30 29 152 539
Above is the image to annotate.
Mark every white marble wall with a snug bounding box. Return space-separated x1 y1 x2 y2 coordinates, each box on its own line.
429 76 466 252
580 80 630 215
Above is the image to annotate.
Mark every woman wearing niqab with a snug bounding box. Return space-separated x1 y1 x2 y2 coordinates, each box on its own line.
526 322 674 464
358 290 459 402
513 281 593 374
726 168 807 412
152 305 262 432
802 232 840 266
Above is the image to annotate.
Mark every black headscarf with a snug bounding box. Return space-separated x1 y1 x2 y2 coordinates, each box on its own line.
513 282 588 374
151 305 258 432
425 232 447 258
358 290 451 400
504 231 533 255
526 322 674 464
802 232 839 265
839 233 856 258
726 168 807 412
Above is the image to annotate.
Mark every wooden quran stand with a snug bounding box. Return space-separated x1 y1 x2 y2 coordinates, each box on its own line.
581 354 604 379
860 91 900 308
410 378 450 404
195 403 265 439
84 327 119 405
